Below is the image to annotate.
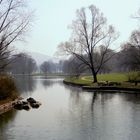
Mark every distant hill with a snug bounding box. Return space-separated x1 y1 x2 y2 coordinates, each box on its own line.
28 51 59 65
14 50 62 65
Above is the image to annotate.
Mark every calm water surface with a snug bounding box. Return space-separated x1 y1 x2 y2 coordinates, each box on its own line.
0 76 140 140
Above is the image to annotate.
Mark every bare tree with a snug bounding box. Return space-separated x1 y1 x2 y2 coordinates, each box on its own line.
119 43 138 71
118 30 140 73
40 61 50 74
62 56 88 77
10 53 37 74
129 30 140 68
118 30 140 83
57 5 118 82
0 0 33 72
40 61 59 74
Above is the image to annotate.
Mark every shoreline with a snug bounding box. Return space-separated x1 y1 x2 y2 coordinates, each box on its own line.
63 80 140 93
0 97 23 115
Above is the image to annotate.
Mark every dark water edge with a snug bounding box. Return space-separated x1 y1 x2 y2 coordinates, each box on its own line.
0 76 140 140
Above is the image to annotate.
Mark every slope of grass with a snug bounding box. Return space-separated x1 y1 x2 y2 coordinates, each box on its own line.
83 73 128 82
65 77 93 85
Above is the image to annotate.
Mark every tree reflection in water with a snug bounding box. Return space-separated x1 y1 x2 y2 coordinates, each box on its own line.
63 84 125 112
121 93 140 104
0 110 17 140
41 79 54 88
91 92 97 111
13 75 37 97
40 76 64 88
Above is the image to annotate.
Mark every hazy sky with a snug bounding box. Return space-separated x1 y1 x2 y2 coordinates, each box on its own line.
19 0 140 56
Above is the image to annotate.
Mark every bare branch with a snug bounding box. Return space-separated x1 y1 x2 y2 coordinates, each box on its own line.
0 0 33 71
57 5 118 82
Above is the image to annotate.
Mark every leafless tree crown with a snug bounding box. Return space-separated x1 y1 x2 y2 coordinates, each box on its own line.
57 5 118 82
0 0 33 71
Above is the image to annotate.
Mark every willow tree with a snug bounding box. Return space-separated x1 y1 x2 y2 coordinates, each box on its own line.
0 0 32 72
57 5 118 82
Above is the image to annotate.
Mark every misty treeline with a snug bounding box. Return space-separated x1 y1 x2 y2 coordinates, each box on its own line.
0 2 140 79
3 51 61 74
40 61 61 74
9 53 37 74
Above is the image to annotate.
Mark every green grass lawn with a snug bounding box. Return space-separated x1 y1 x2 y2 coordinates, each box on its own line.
65 72 140 89
82 73 128 82
65 76 93 85
66 73 128 84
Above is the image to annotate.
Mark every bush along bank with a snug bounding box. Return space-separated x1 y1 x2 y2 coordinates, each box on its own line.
0 74 21 115
0 74 19 105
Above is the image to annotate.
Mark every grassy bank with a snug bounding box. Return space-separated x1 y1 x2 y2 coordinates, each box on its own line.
64 73 140 89
0 75 18 105
83 73 128 82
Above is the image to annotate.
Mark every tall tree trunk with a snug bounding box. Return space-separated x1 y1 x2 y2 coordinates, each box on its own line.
91 69 97 83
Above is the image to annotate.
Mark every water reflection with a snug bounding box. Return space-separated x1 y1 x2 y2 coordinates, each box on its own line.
91 92 97 111
0 110 17 140
35 76 63 88
121 93 140 104
0 77 140 140
42 79 53 88
62 85 140 140
13 75 37 96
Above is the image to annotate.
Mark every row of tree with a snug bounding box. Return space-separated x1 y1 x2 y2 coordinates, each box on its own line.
6 30 140 76
40 61 62 74
4 52 61 75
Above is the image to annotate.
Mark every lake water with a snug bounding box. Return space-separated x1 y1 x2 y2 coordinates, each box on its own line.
0 76 140 140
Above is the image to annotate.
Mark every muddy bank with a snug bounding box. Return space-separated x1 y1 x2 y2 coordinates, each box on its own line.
0 98 22 115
